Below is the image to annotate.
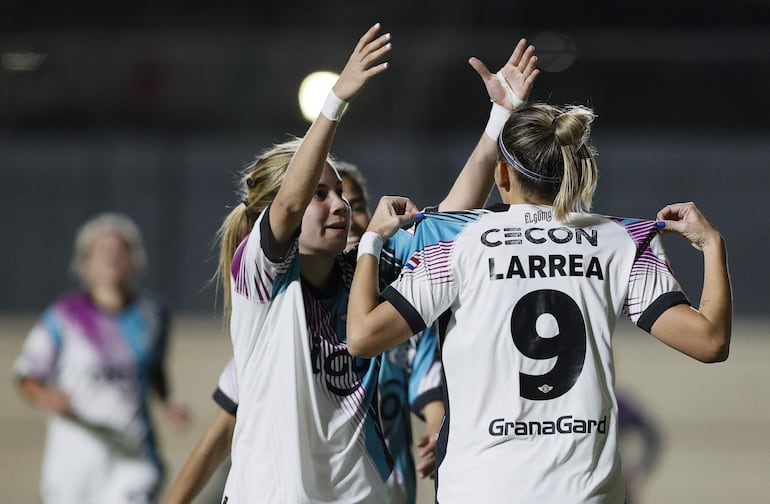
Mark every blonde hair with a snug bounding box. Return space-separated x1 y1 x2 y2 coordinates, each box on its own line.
214 137 335 316
71 212 146 277
498 103 598 222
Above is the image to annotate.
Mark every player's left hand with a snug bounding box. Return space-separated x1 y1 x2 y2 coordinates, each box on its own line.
469 38 539 110
656 202 722 252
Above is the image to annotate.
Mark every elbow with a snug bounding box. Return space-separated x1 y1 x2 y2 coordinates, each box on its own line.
699 332 731 363
346 325 379 359
703 344 729 363
346 338 378 359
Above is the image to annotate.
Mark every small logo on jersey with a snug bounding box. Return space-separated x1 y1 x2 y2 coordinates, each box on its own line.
538 384 553 394
405 256 420 270
525 209 553 224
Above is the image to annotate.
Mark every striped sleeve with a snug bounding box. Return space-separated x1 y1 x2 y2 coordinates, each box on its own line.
231 206 298 304
615 219 691 331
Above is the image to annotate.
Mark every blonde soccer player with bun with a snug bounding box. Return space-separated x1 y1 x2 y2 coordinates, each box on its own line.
348 103 731 503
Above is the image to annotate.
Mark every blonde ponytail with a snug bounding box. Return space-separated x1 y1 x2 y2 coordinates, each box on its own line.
551 106 598 221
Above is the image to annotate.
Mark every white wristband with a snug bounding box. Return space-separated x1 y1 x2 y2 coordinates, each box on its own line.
485 102 512 140
357 232 384 260
320 90 348 122
495 70 526 110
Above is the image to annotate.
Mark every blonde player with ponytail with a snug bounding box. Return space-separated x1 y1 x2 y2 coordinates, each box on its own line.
348 103 732 503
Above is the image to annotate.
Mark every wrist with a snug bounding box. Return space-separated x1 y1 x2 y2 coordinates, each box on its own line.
320 90 348 122
484 102 511 140
357 231 384 260
700 231 724 253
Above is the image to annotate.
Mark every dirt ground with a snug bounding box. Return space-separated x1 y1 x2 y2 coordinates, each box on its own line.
2 315 768 503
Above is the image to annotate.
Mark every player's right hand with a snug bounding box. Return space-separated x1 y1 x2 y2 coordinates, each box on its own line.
333 23 391 102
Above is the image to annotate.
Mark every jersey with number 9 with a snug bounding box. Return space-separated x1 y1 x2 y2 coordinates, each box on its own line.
382 204 688 504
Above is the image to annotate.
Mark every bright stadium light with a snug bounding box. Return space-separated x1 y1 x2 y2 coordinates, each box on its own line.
298 71 340 123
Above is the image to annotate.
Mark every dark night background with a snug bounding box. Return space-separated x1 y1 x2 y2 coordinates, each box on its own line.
1 1 768 314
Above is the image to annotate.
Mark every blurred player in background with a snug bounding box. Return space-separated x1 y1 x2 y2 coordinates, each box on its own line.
617 391 663 504
13 212 190 504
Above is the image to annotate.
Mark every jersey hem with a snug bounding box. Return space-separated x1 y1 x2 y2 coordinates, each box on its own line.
637 291 691 332
381 286 427 335
212 387 238 416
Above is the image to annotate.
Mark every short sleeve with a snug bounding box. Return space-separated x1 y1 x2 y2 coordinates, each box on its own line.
13 310 61 382
231 206 299 304
625 233 691 332
382 235 459 335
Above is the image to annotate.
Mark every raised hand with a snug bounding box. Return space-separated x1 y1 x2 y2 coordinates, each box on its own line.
333 23 392 102
367 196 420 240
656 202 722 252
469 38 539 110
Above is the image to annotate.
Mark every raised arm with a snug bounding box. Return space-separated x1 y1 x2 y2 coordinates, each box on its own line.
650 202 731 362
439 38 539 211
347 196 421 357
267 24 391 257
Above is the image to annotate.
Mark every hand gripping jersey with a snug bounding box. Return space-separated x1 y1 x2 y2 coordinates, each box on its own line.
382 205 690 504
223 206 441 503
13 291 169 502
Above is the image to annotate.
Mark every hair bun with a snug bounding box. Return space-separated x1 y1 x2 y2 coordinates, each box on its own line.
552 106 595 148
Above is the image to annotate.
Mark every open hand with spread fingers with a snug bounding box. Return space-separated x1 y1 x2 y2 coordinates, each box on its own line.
469 38 539 110
333 23 392 102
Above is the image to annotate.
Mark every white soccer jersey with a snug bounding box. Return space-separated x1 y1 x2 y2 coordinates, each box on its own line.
382 204 689 504
13 291 169 502
213 328 441 504
223 207 393 503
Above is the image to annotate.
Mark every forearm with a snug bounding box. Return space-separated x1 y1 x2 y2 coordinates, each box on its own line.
271 116 338 238
18 377 48 406
438 131 497 211
347 254 384 357
165 410 235 504
423 400 445 438
697 234 732 358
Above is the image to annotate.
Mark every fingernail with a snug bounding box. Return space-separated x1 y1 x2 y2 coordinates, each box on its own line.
415 213 424 222
656 221 666 228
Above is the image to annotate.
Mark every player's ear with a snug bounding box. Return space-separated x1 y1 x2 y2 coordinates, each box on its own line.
494 160 511 193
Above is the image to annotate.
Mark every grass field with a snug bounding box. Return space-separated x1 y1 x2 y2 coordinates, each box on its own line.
1 315 768 503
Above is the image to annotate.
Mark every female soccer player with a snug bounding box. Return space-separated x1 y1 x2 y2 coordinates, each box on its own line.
14 213 190 504
213 24 539 503
347 103 732 503
164 167 443 504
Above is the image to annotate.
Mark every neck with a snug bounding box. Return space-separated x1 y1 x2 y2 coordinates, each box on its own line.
501 178 554 206
299 253 337 291
89 284 129 312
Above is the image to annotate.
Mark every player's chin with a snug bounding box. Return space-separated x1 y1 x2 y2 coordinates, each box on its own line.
322 229 349 251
